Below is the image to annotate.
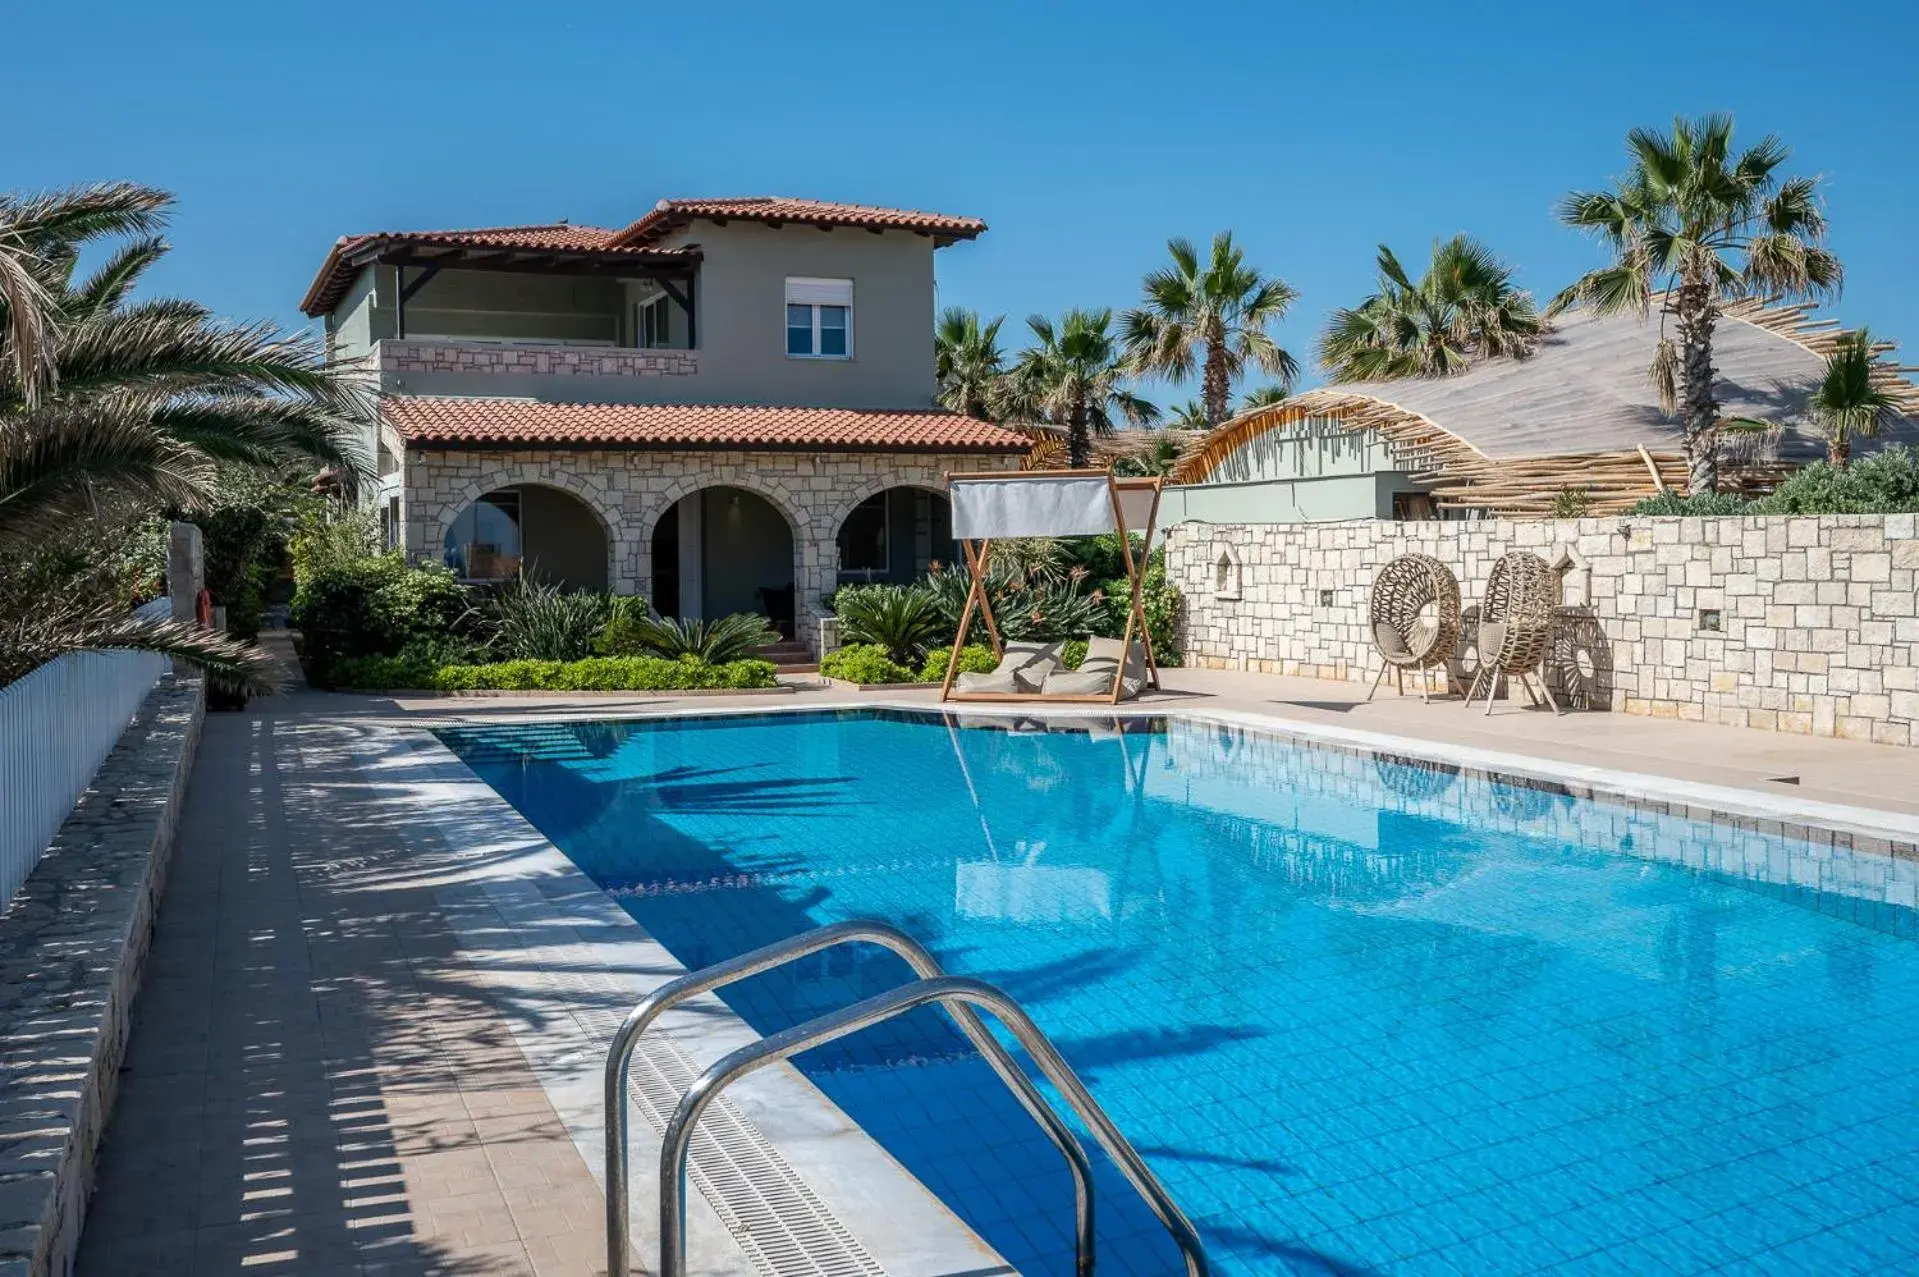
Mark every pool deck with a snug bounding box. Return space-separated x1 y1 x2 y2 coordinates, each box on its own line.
77 667 1919 1276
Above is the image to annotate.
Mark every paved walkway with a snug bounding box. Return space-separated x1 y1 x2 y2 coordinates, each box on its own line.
78 666 1919 1276
78 700 610 1277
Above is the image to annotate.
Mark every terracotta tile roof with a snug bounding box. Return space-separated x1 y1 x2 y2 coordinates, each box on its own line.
382 396 1028 454
299 223 695 315
606 197 987 249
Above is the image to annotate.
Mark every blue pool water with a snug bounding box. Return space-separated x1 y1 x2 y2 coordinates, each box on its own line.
440 709 1919 1275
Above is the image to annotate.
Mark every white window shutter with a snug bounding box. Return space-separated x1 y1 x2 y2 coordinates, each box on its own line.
785 277 854 306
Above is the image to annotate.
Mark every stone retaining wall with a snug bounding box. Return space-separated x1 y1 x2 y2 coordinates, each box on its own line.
1166 513 1919 747
0 678 203 1276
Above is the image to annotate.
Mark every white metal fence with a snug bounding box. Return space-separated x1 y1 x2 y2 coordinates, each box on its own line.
0 599 172 908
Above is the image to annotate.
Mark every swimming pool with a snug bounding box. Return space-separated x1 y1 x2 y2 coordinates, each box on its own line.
440 708 1919 1275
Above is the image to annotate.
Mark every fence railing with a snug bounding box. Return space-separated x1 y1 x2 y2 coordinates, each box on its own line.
0 599 172 908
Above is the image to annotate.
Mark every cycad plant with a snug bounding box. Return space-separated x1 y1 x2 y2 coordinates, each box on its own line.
1122 231 1298 427
1552 115 1842 493
1 182 373 691
1318 236 1543 382
603 612 776 664
832 584 944 665
1001 309 1159 467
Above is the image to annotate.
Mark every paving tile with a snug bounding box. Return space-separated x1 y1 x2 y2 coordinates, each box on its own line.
75 704 614 1277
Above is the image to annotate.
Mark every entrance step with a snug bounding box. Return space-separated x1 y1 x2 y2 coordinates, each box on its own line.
753 641 816 676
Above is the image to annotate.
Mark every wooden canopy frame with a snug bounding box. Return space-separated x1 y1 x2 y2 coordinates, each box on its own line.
937 469 1164 704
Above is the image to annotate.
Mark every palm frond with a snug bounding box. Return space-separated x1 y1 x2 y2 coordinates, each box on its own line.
0 605 282 696
0 398 213 545
68 236 168 319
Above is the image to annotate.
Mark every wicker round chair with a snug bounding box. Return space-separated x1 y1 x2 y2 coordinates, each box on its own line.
1366 554 1462 702
1466 551 1564 716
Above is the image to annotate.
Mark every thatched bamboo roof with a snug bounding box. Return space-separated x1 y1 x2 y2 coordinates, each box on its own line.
1173 300 1919 515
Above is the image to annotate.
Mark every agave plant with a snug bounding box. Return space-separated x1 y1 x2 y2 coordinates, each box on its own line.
833 584 944 665
609 612 776 664
484 576 617 662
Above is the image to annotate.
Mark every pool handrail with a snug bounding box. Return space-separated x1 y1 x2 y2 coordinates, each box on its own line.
658 974 1211 1277
603 919 1098 1277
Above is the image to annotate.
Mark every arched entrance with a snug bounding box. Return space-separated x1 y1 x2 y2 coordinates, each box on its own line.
442 484 609 589
835 486 955 586
651 486 797 636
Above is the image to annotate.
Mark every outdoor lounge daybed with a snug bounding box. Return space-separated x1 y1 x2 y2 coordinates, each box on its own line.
939 470 1164 705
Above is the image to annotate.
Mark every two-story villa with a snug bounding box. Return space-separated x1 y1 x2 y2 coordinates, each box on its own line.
300 197 1027 640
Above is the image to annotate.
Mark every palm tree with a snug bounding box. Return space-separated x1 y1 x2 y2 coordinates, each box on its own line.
1 183 372 691
1001 309 1159 467
933 306 1005 420
1318 236 1543 382
1167 400 1210 431
1552 114 1841 493
1122 231 1298 428
1 183 172 404
1806 329 1899 467
1113 433 1189 478
1237 384 1291 413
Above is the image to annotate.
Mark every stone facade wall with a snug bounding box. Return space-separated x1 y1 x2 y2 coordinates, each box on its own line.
401 448 1018 630
379 339 698 380
0 677 202 1277
1167 513 1919 747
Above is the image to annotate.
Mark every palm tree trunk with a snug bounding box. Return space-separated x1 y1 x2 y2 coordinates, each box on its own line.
1202 342 1231 427
1675 280 1720 494
1830 434 1851 468
1068 397 1090 468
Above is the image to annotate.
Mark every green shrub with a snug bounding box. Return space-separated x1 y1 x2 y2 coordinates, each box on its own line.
1626 490 1749 516
485 576 626 661
290 552 474 687
1748 448 1919 515
425 655 776 692
919 644 999 682
821 643 916 685
1060 638 1088 670
834 584 944 664
1093 561 1182 663
597 612 776 663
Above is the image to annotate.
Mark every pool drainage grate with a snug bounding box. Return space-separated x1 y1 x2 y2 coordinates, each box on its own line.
568 977 889 1277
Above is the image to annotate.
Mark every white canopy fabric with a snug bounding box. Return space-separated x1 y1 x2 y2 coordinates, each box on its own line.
950 475 1116 539
1115 484 1157 537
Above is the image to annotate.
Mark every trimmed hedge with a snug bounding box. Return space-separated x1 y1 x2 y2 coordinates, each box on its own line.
918 644 1000 683
329 653 778 692
820 643 916 685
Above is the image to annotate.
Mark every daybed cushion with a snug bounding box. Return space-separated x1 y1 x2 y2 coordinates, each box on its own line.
955 639 1063 694
1040 636 1147 699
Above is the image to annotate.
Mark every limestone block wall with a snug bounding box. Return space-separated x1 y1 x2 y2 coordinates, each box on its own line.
1167 513 1919 747
378 340 698 380
400 448 1017 629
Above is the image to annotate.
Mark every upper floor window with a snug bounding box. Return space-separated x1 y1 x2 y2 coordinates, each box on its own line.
637 294 672 348
785 278 853 359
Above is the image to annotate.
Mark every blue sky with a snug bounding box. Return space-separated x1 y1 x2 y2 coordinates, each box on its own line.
11 0 1919 404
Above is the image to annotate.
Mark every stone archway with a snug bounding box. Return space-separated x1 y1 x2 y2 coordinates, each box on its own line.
437 481 614 590
649 486 800 636
829 483 955 586
423 467 626 590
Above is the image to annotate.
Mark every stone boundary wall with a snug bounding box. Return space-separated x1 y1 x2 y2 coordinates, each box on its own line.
1166 513 1919 747
0 678 204 1276
379 339 698 380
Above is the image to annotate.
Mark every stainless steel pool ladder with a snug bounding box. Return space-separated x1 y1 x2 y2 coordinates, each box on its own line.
604 919 1210 1277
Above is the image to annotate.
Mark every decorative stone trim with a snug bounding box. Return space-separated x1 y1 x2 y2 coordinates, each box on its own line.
0 677 203 1277
378 340 698 380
